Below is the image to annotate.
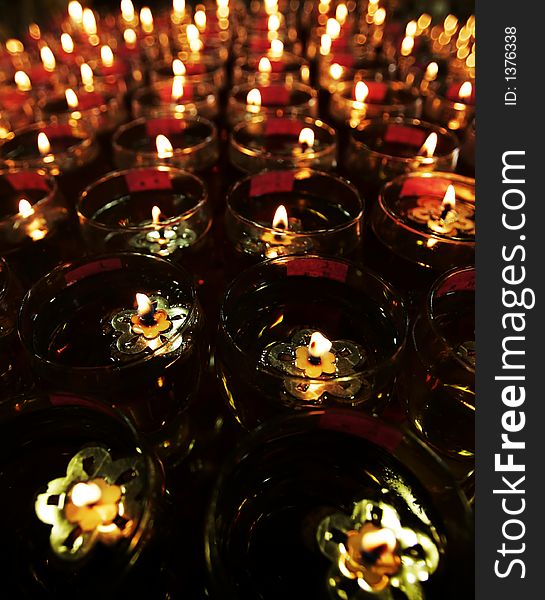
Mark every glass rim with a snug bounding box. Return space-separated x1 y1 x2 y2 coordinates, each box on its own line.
18 251 199 373
219 254 408 380
77 166 209 232
226 167 363 235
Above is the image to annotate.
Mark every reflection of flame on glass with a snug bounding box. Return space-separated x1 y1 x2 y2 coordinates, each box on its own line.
14 71 31 92
194 9 206 30
40 46 56 72
61 33 74 53
68 1 83 23
336 3 348 25
270 39 284 57
171 76 185 102
172 59 186 76
258 57 272 73
246 88 262 112
459 81 472 100
136 293 153 318
272 204 288 230
401 35 414 56
82 9 97 35
121 0 135 22
329 63 343 81
38 132 51 156
309 331 333 358
65 88 79 109
298 127 315 149
268 14 280 32
326 17 341 39
101 45 114 68
18 199 34 218
156 134 174 159
419 132 437 158
355 81 369 103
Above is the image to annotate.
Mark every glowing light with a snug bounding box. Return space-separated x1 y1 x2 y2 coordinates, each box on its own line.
136 293 153 317
71 482 102 507
124 28 137 46
320 34 332 54
173 0 185 14
373 8 386 26
424 61 438 81
29 23 41 40
65 88 79 109
140 7 154 33
459 81 473 100
270 39 284 57
171 76 185 101
326 18 341 39
258 57 272 73
172 59 186 76
152 205 162 224
405 20 417 37
298 127 315 148
80 63 94 87
61 33 74 54
417 13 432 30
82 9 97 35
268 14 280 32
354 81 369 103
246 88 262 111
336 3 348 25
121 0 135 22
38 132 51 156
444 14 458 34
442 185 456 210
14 71 31 92
6 39 24 54
40 47 56 72
401 35 414 56
419 133 437 158
18 199 34 218
156 134 174 158
361 528 397 554
186 24 202 51
329 63 343 80
308 332 332 358
100 45 114 68
272 205 288 230
194 9 206 31
68 1 84 23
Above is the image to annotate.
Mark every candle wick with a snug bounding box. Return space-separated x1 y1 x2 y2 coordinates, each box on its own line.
140 302 157 326
308 355 322 366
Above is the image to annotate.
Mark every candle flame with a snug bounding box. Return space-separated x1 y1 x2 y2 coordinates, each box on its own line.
186 24 201 52
272 205 288 230
101 45 114 68
270 39 284 57
441 185 456 210
156 134 174 158
320 34 332 55
65 88 79 109
373 7 386 26
194 9 207 30
459 81 473 100
68 1 83 22
444 14 458 33
401 35 414 57
418 13 432 30
419 132 438 158
81 63 94 87
258 57 272 73
136 293 153 317
6 39 24 54
329 63 343 80
71 482 102 507
40 46 56 72
326 18 341 39
335 3 348 25
14 71 31 92
298 127 315 148
61 33 74 53
308 332 332 358
121 0 135 22
82 9 97 35
361 528 398 554
140 7 154 32
29 23 41 40
405 20 417 37
38 132 51 156
268 14 280 32
354 81 369 103
173 0 185 14
171 76 185 101
172 59 186 76
425 61 438 81
246 88 262 108
18 199 34 218
124 28 137 46
152 205 162 225
264 0 278 14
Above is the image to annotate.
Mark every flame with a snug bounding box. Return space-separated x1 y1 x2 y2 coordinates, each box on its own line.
171 76 185 101
270 39 284 57
140 7 154 33
18 199 34 218
329 63 343 80
268 14 281 32
121 0 135 22
29 23 41 40
65 88 79 109
373 7 386 26
156 134 174 159
101 45 114 68
401 35 414 57
419 132 437 158
82 9 97 35
444 14 458 33
124 28 137 46
38 132 51 156
405 20 417 37
71 482 102 507
246 88 262 109
194 9 207 30
6 39 24 54
258 57 272 73
173 0 185 14
354 81 369 103
425 61 438 81
361 528 398 554
272 205 288 230
459 81 473 100
14 71 31 92
335 3 348 25
81 63 94 87
186 24 200 42
172 59 186 76
68 1 83 23
264 0 277 15
326 18 341 39
320 34 332 55
152 205 162 225
61 33 74 53
298 127 315 148
418 13 431 30
136 293 153 317
40 47 56 72
308 332 332 358
441 185 456 210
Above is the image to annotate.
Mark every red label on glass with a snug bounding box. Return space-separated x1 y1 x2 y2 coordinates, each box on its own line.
331 54 354 68
64 258 123 285
250 38 271 52
186 63 207 75
264 118 303 136
259 86 290 106
0 89 27 109
250 171 294 196
125 169 172 192
384 125 427 147
286 258 348 282
319 413 403 452
436 269 475 297
43 124 74 138
269 60 286 73
353 81 387 103
76 91 106 110
6 172 49 191
400 177 451 197
446 82 475 104
146 118 183 137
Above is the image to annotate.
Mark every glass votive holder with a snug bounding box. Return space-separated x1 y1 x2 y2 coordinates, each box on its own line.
132 79 219 121
425 80 475 132
0 117 101 202
0 82 35 130
216 255 408 430
227 82 318 128
229 116 337 174
0 399 165 598
0 167 78 288
232 52 310 86
345 117 459 200
397 267 475 499
18 252 207 465
224 169 362 272
206 409 473 600
367 172 475 301
150 55 226 91
329 80 422 129
77 166 212 272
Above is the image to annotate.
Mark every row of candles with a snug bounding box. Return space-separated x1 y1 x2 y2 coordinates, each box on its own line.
0 1 475 599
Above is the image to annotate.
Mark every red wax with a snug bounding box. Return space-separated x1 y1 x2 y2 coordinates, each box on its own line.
28 65 52 85
0 88 29 110
258 86 291 106
383 125 427 147
400 177 452 198
330 53 354 68
159 83 194 102
286 258 349 283
249 171 294 197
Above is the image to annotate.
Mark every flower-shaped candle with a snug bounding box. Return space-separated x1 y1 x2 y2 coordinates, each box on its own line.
425 79 475 131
